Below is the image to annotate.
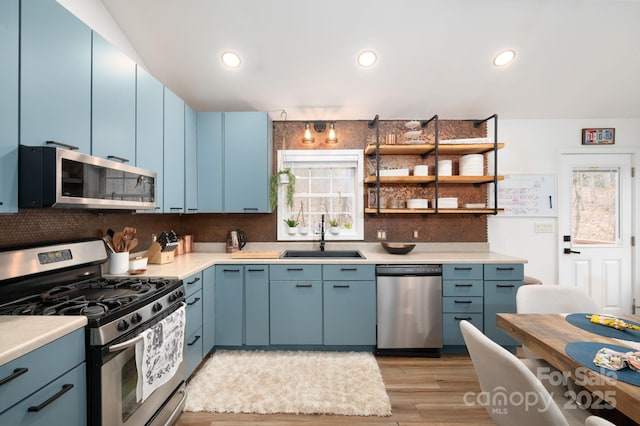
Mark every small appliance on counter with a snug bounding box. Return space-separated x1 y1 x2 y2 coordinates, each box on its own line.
226 229 247 253
147 230 180 264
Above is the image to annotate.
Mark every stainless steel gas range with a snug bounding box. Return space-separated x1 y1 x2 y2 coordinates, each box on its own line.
0 239 187 426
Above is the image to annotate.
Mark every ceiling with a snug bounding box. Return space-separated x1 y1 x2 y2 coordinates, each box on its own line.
62 0 640 121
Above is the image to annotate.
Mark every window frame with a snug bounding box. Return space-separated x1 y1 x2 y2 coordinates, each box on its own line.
276 149 364 241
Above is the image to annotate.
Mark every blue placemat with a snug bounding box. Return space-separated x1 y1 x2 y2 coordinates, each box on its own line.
565 313 640 342
565 341 640 387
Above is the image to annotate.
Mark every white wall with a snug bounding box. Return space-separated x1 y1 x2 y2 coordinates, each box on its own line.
489 119 639 295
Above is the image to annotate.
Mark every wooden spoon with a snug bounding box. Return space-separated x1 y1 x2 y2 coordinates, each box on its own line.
126 238 139 252
112 232 124 252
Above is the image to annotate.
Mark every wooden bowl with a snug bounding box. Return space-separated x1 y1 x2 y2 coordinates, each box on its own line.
381 242 416 255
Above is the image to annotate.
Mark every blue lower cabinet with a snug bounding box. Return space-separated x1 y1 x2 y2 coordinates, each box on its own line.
323 281 376 345
185 289 203 339
0 363 86 426
270 281 322 345
202 267 215 355
484 280 523 345
215 266 244 346
443 313 483 346
185 327 203 378
245 265 269 346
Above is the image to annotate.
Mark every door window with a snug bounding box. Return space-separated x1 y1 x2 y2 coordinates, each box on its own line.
571 168 620 245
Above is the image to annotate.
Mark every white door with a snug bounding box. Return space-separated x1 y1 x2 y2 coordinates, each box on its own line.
558 153 633 314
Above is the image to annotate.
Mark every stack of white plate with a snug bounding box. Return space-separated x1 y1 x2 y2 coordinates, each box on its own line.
406 198 429 209
432 197 458 209
438 160 452 176
459 154 484 176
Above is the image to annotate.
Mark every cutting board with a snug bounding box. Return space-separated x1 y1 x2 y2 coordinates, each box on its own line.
231 250 283 259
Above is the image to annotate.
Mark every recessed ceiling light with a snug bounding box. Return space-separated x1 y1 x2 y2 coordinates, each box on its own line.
493 49 516 67
221 51 241 68
357 50 377 68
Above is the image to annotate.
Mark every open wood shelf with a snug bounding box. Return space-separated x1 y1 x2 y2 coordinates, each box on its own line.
364 175 504 185
365 207 504 214
364 142 504 156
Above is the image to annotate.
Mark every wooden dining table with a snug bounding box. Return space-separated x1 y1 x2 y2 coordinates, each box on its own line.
497 313 640 424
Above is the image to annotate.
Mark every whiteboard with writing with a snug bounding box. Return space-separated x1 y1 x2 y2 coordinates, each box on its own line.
490 174 557 217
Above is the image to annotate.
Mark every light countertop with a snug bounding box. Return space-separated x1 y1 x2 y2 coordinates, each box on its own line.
108 242 527 280
0 316 87 365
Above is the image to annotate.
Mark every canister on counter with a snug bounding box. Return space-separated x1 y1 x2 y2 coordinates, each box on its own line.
183 235 194 253
175 238 184 255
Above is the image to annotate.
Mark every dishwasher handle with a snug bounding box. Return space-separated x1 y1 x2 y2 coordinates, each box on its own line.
376 265 442 276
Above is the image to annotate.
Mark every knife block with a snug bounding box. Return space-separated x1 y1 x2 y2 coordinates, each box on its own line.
147 242 175 264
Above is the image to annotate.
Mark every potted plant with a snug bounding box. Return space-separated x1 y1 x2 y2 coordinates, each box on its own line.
328 218 340 235
283 218 299 235
296 202 309 235
269 169 296 210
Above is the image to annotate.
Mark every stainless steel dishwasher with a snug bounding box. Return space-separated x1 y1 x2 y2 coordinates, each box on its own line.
376 264 442 356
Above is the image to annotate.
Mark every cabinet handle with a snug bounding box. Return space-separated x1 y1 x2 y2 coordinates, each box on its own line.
455 283 473 287
247 268 265 272
187 277 201 285
333 284 350 288
27 384 74 412
45 140 78 150
287 268 304 271
187 335 201 346
187 208 198 212
496 284 515 288
454 316 473 321
454 300 472 304
0 367 28 386
0 201 3 206
496 267 515 271
296 284 312 288
169 207 183 212
107 155 129 163
187 297 201 306
340 268 357 271
243 207 259 211
223 268 241 272
454 267 472 271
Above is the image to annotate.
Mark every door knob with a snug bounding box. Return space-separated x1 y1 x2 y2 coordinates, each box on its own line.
563 248 581 254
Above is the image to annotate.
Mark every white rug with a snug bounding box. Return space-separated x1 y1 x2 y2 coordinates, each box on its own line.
184 350 392 416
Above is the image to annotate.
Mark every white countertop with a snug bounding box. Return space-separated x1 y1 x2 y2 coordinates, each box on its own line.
0 316 87 365
107 242 527 280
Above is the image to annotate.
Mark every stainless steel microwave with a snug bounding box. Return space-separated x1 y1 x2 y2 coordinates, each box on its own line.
19 146 157 210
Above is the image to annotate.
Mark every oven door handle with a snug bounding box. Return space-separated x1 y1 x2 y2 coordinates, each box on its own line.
108 334 144 353
107 302 186 353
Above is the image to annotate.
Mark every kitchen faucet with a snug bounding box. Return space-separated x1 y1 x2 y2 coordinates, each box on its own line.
320 214 325 252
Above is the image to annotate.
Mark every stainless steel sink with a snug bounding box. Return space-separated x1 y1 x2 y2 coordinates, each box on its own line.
280 250 365 259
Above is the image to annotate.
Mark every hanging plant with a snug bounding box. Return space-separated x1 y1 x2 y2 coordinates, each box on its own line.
269 168 296 210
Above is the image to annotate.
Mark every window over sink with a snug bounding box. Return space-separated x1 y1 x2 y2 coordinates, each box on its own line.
276 150 364 241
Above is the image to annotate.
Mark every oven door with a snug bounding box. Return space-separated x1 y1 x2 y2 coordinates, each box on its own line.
101 328 186 426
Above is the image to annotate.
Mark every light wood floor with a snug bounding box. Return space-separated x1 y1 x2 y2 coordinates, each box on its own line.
175 354 494 426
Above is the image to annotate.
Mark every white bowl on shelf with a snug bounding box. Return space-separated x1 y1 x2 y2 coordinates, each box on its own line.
432 197 458 209
405 120 421 129
404 130 423 139
413 165 429 176
379 168 409 176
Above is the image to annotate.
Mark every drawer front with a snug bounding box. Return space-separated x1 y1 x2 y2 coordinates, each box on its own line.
484 264 524 281
442 296 483 313
185 327 203 378
183 271 203 296
323 281 376 345
442 264 483 280
0 362 86 426
442 279 483 296
484 280 523 303
0 328 84 414
323 264 374 281
443 313 483 346
270 264 322 281
185 289 203 337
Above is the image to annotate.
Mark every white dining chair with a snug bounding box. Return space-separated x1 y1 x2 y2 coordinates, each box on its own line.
585 416 618 426
459 319 591 426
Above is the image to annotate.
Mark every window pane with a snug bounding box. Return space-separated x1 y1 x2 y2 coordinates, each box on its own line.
571 168 618 245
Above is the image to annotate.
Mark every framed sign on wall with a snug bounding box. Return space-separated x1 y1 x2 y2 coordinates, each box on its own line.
582 128 615 145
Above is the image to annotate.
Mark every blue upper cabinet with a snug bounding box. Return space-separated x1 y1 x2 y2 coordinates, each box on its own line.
163 87 185 213
196 112 223 212
0 0 19 213
135 66 164 213
21 0 91 153
91 32 136 162
184 105 198 213
223 112 273 213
